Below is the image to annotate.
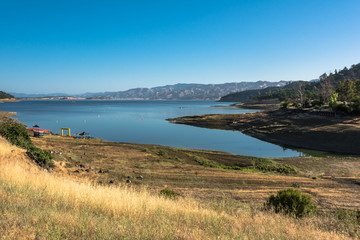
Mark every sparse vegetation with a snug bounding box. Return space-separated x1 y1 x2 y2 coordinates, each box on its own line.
253 159 298 174
159 189 179 200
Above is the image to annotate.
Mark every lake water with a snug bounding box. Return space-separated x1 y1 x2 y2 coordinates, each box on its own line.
0 100 307 157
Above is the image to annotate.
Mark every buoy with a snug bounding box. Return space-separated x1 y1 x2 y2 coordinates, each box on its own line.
141 117 143 121
84 120 86 123
56 120 58 123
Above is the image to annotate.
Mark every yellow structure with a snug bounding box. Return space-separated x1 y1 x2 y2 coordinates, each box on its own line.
61 128 71 136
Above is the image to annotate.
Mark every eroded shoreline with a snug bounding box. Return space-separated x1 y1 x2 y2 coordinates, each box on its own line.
168 109 360 155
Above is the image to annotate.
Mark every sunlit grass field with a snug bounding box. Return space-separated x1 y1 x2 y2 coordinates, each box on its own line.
0 136 354 239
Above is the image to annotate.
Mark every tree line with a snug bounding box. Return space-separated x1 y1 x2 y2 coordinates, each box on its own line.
0 91 14 99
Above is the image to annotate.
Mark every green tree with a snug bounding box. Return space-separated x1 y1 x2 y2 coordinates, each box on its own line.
337 79 355 102
329 92 338 108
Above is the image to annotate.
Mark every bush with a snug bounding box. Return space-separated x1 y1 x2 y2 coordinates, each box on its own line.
304 98 312 108
332 103 349 112
280 99 291 109
158 150 168 157
28 146 53 166
0 121 33 149
265 189 317 218
350 97 360 114
0 121 53 167
292 102 301 108
159 189 179 200
312 99 323 108
253 159 298 174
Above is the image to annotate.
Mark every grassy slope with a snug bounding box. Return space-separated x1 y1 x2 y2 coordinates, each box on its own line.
0 136 353 239
31 135 360 211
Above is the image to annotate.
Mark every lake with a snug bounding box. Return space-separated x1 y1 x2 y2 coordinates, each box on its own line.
0 100 309 157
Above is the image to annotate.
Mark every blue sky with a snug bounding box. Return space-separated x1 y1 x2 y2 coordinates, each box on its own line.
1 0 359 94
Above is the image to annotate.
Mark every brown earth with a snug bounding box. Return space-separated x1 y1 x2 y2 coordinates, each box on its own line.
168 109 360 155
232 98 281 110
30 134 360 211
0 111 17 122
0 98 17 103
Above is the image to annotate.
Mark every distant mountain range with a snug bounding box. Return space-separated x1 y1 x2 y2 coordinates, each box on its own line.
86 82 292 100
11 81 292 100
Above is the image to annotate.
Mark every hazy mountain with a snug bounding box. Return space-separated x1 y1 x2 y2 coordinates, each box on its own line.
10 92 71 98
10 81 290 100
86 81 289 100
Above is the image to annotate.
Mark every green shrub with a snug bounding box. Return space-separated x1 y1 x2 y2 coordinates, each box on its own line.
0 121 53 167
332 103 349 112
280 99 291 109
304 98 312 108
254 159 298 174
28 147 54 167
312 99 323 108
0 121 33 149
158 150 168 158
159 189 179 200
265 189 317 218
350 97 360 114
335 209 360 224
292 102 301 108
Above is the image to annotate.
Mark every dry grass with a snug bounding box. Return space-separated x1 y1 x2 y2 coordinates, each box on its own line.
0 136 353 239
31 135 360 211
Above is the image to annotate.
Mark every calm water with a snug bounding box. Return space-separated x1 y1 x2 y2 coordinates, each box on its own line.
0 100 307 157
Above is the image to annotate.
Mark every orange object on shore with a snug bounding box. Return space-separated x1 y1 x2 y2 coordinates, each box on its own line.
26 128 51 133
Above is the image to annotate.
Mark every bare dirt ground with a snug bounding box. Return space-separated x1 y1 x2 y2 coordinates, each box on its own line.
168 109 360 154
0 98 17 103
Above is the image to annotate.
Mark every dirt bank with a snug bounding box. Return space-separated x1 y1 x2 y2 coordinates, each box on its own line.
0 98 18 103
168 109 360 155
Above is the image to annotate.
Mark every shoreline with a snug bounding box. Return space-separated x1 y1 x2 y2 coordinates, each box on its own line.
0 98 18 103
168 109 360 155
2 108 360 212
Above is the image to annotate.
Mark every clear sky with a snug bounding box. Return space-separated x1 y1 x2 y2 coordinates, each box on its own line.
1 0 359 94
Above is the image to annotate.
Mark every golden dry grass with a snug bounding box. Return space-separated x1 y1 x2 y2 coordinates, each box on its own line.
0 136 355 239
30 134 360 212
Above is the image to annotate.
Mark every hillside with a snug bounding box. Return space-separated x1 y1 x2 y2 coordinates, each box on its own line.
1 136 353 239
219 81 314 102
220 63 360 102
86 81 288 100
0 91 14 99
